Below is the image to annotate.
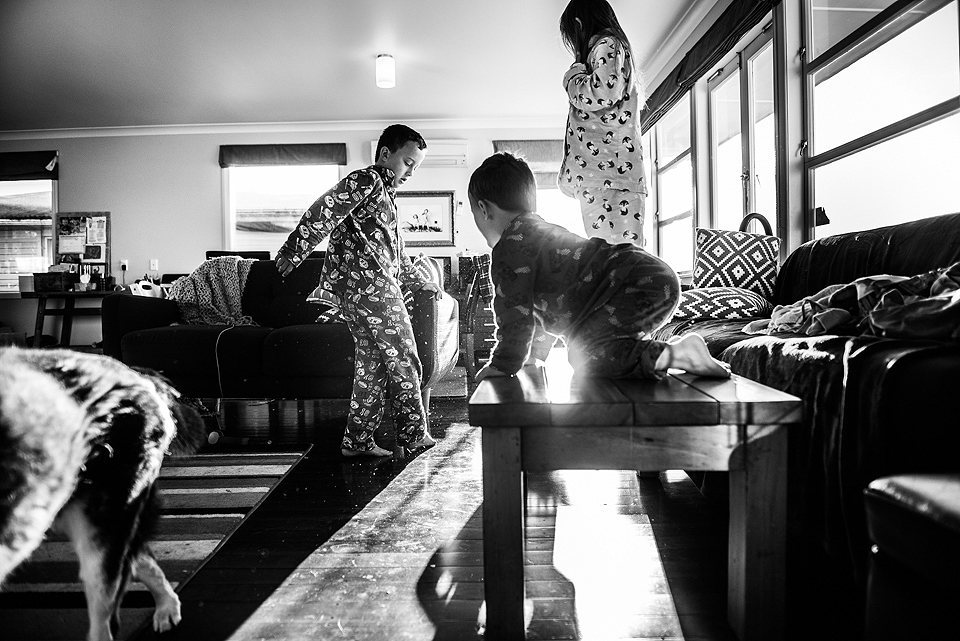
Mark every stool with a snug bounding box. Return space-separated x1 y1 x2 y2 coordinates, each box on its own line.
863 473 960 640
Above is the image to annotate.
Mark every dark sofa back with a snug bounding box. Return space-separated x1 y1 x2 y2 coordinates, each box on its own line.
773 212 960 306
242 258 326 327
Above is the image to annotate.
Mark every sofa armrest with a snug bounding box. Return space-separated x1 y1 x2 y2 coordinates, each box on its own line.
409 289 460 389
101 292 181 361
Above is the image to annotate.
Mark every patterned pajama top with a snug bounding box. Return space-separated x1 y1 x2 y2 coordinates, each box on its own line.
559 35 647 198
489 213 678 377
276 165 430 299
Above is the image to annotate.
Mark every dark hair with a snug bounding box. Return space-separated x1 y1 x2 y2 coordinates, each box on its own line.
560 0 633 68
468 152 537 214
375 124 427 160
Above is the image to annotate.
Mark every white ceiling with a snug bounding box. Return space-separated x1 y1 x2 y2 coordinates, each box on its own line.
0 0 709 132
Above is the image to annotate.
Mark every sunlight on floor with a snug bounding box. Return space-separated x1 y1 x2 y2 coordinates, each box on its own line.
550 471 683 639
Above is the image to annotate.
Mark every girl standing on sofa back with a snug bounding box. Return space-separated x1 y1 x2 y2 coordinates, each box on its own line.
558 0 648 247
276 124 440 458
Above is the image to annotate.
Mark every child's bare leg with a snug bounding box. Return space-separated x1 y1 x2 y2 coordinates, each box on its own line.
656 334 730 378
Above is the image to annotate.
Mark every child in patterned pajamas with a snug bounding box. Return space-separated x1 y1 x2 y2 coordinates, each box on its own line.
276 124 440 457
468 152 729 382
558 0 648 247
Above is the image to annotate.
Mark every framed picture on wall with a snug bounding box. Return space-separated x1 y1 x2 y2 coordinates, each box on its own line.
396 191 455 247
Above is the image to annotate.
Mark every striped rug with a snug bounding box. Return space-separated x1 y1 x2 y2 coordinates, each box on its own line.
0 449 306 641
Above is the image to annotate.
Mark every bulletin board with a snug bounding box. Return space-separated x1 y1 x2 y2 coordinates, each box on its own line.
54 211 111 277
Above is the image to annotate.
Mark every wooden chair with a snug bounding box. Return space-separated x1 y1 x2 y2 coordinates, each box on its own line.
462 257 495 381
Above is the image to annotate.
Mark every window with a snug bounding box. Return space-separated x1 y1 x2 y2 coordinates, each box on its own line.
807 0 900 58
491 140 587 237
537 188 586 237
804 0 960 238
647 95 695 274
219 143 347 256
0 151 58 292
225 165 340 254
708 28 777 234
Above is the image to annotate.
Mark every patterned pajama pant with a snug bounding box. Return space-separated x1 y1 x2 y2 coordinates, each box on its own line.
339 293 428 452
566 249 680 380
576 188 646 247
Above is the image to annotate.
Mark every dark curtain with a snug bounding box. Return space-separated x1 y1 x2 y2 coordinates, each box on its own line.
492 140 564 189
218 143 347 168
0 150 59 181
640 0 777 133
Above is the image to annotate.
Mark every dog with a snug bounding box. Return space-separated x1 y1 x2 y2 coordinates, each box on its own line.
0 346 208 640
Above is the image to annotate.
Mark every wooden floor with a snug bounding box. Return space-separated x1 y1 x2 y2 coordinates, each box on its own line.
124 395 859 641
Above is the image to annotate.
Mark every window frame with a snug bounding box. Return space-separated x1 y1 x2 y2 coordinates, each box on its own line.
221 163 343 254
0 179 58 293
706 25 776 231
801 0 960 239
647 94 696 277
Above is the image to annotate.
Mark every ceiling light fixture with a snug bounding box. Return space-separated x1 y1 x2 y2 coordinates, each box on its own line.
376 54 396 89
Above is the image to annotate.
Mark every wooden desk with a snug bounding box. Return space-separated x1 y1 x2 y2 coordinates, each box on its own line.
469 365 802 641
21 291 110 347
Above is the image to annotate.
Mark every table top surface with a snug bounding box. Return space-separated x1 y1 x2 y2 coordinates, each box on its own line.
469 364 802 428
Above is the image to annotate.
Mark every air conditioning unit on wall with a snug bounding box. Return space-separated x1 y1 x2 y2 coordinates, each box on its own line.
370 139 468 168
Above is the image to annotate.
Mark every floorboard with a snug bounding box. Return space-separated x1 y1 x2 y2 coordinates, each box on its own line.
4 393 859 640
127 397 755 641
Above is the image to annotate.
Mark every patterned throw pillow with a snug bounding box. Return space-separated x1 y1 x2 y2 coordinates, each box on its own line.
672 287 773 320
693 228 781 299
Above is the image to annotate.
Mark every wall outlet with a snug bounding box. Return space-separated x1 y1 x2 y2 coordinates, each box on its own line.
120 259 129 270
149 259 159 271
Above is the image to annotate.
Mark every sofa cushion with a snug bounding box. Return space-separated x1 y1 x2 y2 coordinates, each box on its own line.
693 227 780 299
773 212 960 307
653 318 766 357
262 324 356 378
242 258 326 327
672 286 772 320
865 474 960 584
120 325 273 378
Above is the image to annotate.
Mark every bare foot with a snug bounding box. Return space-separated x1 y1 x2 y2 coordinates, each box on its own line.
406 433 436 452
660 334 731 378
341 445 393 458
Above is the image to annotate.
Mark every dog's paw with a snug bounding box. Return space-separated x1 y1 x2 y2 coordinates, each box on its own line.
153 595 182 633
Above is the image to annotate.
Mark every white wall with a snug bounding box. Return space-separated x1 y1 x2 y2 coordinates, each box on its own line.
0 122 564 343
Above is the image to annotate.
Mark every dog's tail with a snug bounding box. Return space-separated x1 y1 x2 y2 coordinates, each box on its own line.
0 359 91 582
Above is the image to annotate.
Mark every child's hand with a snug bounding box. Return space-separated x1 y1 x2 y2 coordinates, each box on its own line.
276 256 295 277
475 364 511 383
419 282 441 298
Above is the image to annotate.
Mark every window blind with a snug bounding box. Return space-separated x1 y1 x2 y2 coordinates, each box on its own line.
492 140 564 189
218 143 347 168
640 0 776 133
0 150 59 181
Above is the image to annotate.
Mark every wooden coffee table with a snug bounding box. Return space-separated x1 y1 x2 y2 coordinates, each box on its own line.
469 365 802 641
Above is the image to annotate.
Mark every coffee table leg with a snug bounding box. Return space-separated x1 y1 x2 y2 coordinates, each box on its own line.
728 424 787 641
482 426 525 640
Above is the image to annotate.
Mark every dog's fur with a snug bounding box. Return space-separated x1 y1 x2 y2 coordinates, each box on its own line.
0 347 207 641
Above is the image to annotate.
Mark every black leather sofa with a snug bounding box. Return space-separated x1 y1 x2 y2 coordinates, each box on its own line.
863 473 960 640
101 257 460 403
654 212 960 633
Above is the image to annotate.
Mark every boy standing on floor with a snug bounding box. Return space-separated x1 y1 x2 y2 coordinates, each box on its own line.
276 124 439 457
468 152 729 382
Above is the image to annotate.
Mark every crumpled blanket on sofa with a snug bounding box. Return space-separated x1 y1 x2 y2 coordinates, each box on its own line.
744 261 960 339
167 256 258 326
